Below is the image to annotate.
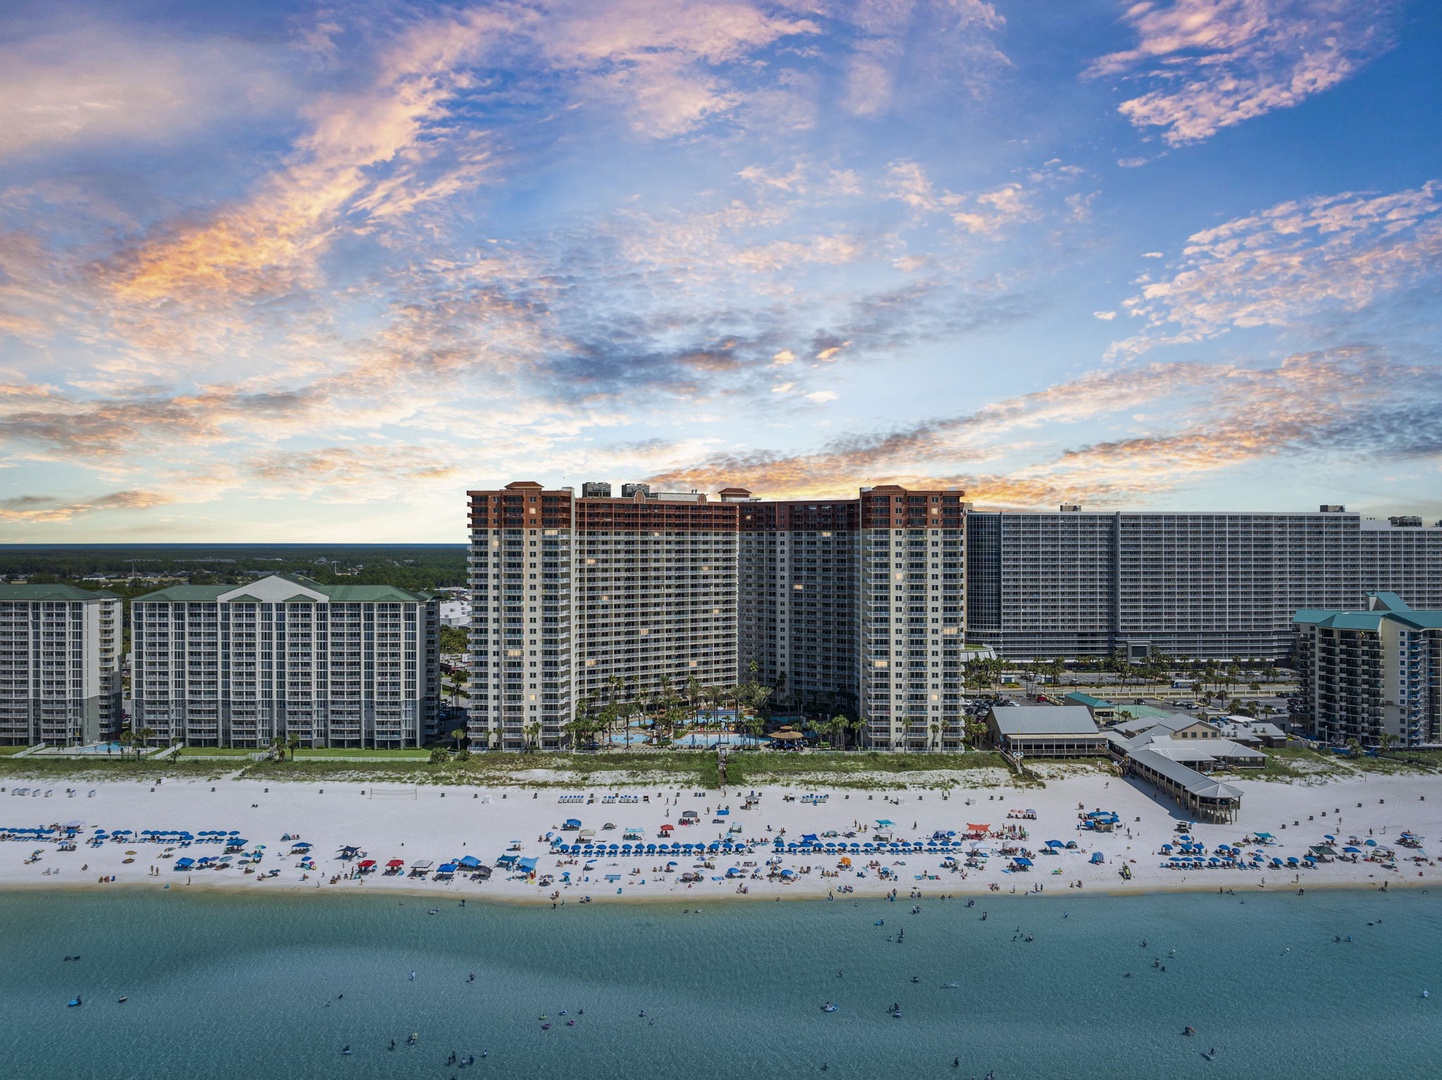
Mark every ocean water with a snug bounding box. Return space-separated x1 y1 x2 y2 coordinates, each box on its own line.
3 887 1439 1079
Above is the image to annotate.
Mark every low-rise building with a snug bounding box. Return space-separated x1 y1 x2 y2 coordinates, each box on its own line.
986 704 1105 758
0 584 122 745
1122 748 1243 823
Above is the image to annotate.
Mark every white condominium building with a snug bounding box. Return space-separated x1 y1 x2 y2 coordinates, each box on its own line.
131 574 439 748
0 584 122 745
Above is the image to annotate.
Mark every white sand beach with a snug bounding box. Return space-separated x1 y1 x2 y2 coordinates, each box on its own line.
2 768 1438 903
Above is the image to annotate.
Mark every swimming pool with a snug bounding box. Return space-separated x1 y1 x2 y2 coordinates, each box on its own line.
66 742 126 755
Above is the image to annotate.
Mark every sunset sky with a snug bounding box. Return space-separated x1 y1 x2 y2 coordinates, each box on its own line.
2 0 1440 542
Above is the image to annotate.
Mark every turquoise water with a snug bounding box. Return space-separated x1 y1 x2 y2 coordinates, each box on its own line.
3 887 1439 1079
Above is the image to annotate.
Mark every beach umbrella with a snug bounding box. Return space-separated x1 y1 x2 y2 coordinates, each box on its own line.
1364 839 1378 847
1343 846 1362 853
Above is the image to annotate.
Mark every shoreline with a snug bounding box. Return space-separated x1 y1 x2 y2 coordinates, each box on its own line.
0 871 1424 907
3 769 1437 907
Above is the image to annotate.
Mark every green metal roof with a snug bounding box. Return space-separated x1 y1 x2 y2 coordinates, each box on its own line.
134 573 432 604
133 585 230 602
0 583 119 601
1064 692 1113 708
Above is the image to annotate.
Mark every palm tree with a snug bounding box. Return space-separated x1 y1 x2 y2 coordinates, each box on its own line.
286 734 301 760
523 721 542 752
450 726 468 752
138 726 156 753
928 721 942 752
965 716 989 749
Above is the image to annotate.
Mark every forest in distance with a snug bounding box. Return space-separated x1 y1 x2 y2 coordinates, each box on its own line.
0 544 469 598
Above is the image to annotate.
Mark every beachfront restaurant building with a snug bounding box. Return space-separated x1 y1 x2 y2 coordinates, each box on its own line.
986 705 1105 758
1122 747 1243 823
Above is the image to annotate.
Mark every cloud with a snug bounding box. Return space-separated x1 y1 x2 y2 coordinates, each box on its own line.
0 488 172 523
1114 181 1442 354
837 0 1009 116
243 444 464 500
1093 310 1116 320
1087 0 1399 145
0 22 295 160
539 0 819 137
644 347 1442 505
883 161 1066 237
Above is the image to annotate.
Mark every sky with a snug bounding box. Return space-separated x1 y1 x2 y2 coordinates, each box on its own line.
2 0 1440 542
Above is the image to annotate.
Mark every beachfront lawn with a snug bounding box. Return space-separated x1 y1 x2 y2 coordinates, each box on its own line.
1253 746 1349 781
231 750 721 787
1345 752 1439 776
724 750 1012 789
291 748 432 760
0 756 233 781
0 745 32 755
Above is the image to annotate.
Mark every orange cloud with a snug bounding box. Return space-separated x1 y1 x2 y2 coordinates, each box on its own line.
646 347 1442 507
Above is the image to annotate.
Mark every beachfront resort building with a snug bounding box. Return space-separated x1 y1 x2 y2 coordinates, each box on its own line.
131 574 440 749
966 508 1442 660
1293 592 1442 749
0 584 122 746
467 481 967 751
468 481 1442 751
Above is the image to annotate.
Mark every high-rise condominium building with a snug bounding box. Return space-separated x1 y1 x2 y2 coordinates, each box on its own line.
1293 592 1441 748
470 483 1442 751
966 509 1442 660
468 481 966 751
0 584 122 745
855 487 967 749
131 574 439 748
467 482 740 750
